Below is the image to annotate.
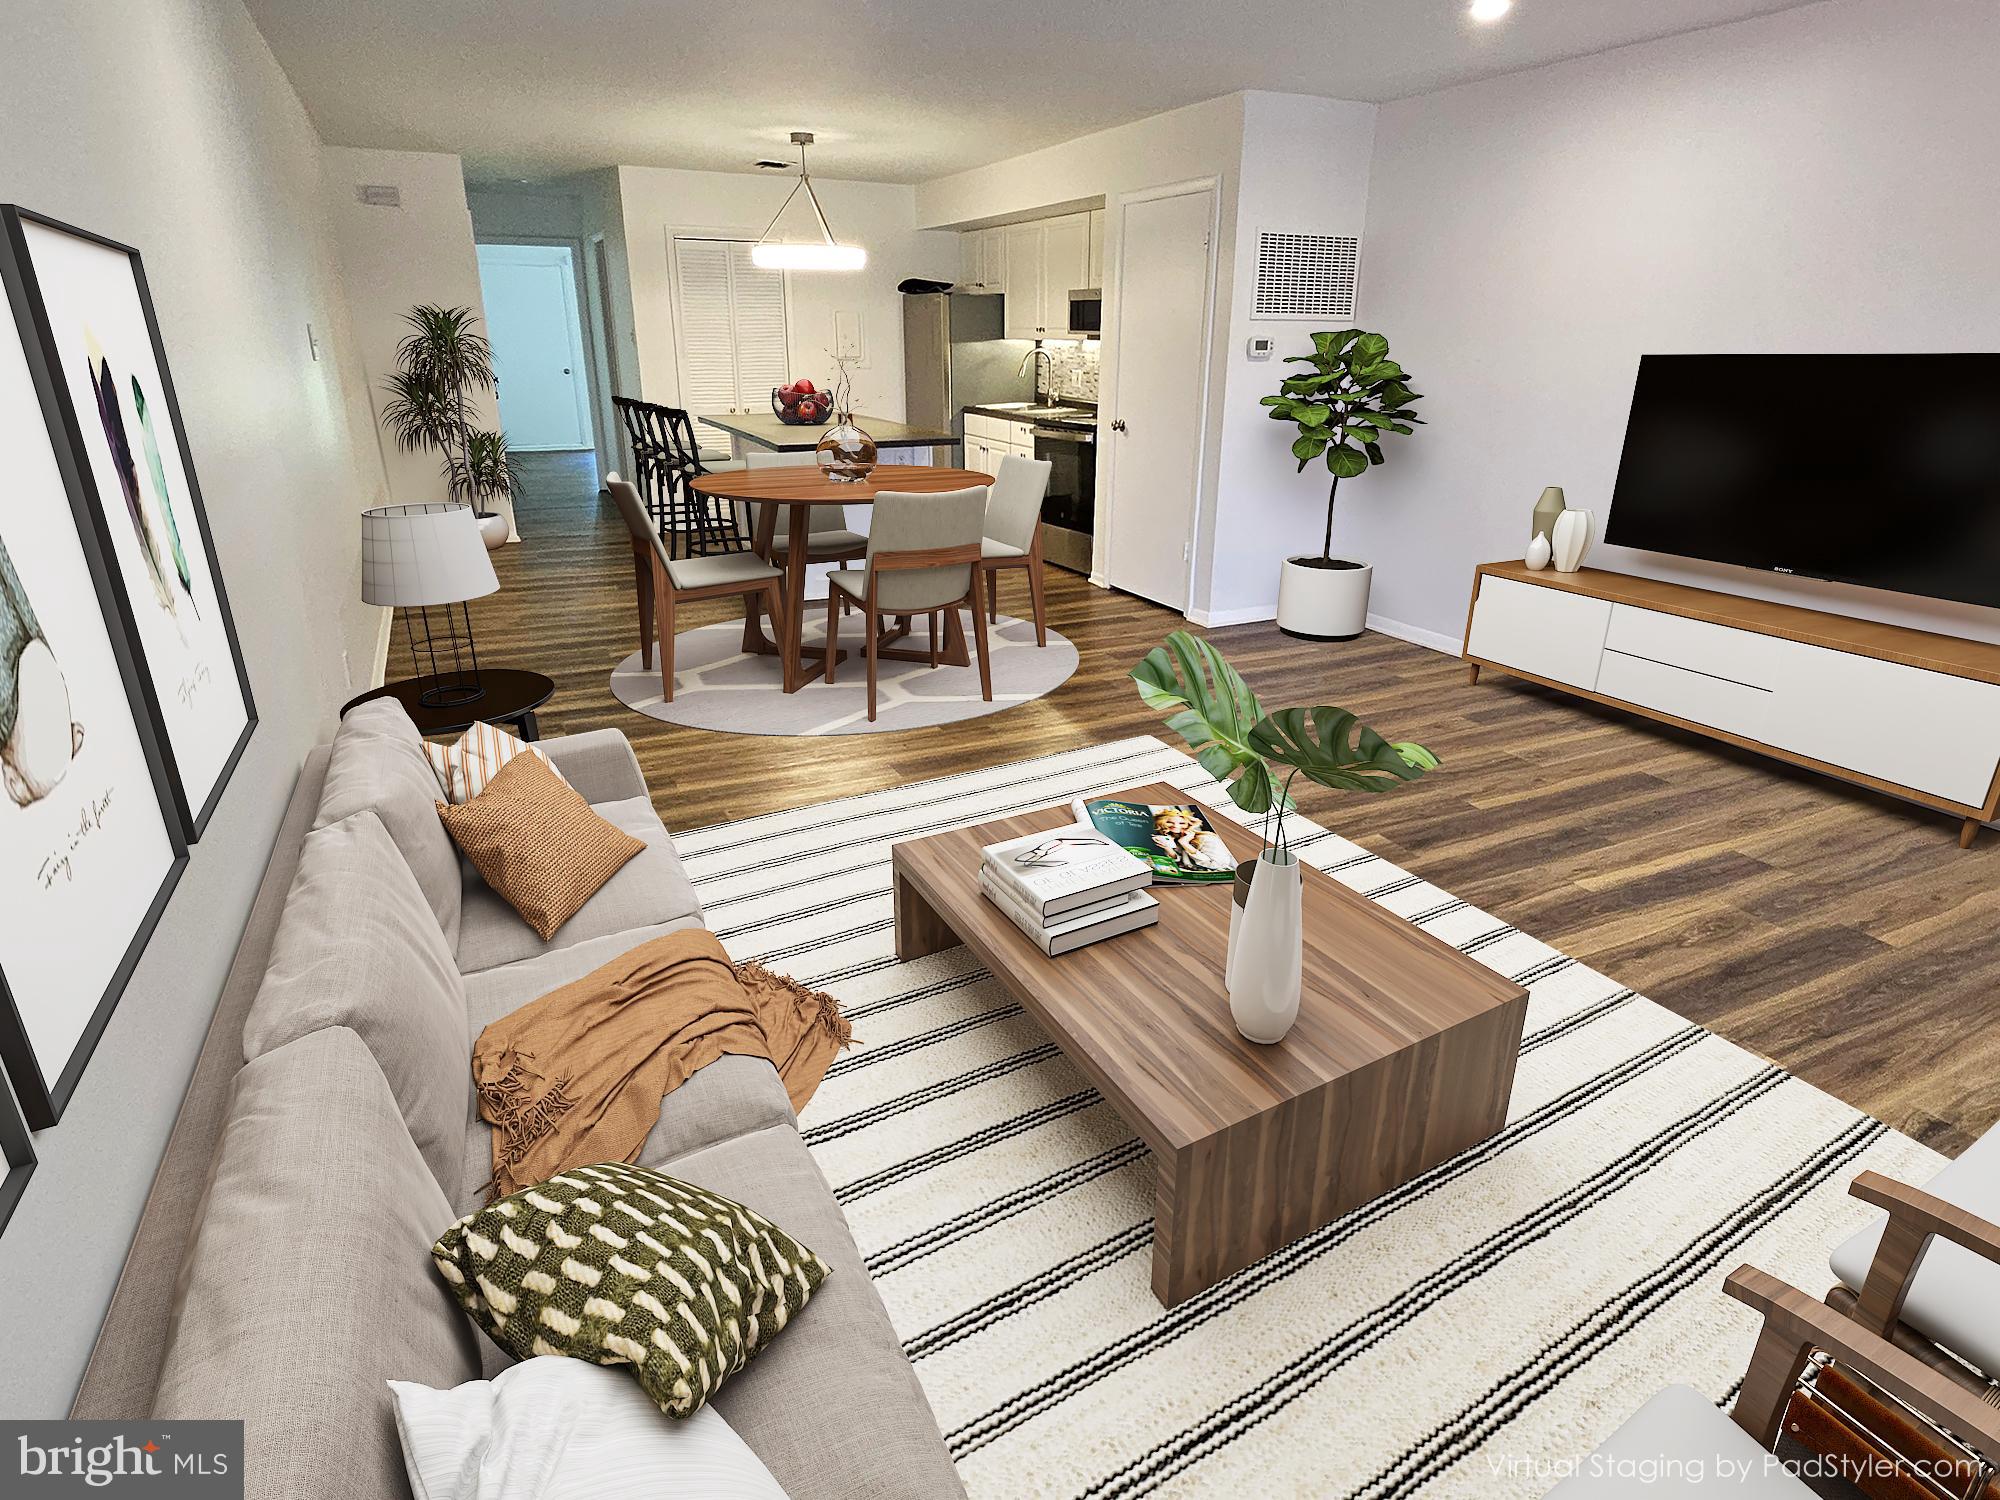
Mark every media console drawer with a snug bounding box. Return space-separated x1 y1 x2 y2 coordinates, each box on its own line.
1463 561 2000 844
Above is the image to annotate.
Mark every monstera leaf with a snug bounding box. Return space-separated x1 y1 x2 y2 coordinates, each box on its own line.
1131 631 1283 813
1249 707 1439 795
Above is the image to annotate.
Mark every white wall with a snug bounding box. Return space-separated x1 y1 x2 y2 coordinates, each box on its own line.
1204 92 1376 623
617 167 958 425
1352 0 2000 652
0 0 390 1415
322 147 503 529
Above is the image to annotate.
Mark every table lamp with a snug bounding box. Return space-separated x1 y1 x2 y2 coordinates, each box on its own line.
361 503 499 708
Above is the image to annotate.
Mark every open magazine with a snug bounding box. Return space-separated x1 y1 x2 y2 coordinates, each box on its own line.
1071 796 1236 884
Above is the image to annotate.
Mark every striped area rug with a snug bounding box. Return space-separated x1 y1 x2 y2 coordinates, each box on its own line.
674 736 1941 1499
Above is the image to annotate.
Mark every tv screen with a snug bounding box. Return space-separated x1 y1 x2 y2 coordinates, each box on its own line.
1605 354 2000 610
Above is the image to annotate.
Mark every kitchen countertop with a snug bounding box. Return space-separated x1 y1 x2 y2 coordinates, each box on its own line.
699 411 958 452
963 401 1098 430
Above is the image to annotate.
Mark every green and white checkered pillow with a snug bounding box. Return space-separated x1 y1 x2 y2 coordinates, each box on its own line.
433 1161 831 1418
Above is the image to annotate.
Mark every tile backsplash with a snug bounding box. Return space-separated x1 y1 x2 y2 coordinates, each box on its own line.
1038 341 1099 402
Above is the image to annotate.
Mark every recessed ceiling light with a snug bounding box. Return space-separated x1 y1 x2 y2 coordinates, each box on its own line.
1469 0 1512 20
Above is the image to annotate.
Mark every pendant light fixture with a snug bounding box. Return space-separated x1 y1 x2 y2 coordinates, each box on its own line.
751 131 867 271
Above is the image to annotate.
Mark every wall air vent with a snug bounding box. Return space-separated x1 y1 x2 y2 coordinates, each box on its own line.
1253 231 1359 321
355 184 402 208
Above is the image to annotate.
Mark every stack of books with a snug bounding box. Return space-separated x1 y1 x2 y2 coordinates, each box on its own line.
978 824 1159 956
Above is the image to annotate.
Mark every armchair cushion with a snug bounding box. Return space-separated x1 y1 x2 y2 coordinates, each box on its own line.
1829 1124 2000 1378
1544 1385 1805 1499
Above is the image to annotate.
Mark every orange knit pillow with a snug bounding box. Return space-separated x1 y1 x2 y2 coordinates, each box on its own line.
436 751 645 941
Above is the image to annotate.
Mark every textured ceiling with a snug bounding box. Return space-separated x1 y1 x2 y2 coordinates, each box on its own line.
244 0 1825 184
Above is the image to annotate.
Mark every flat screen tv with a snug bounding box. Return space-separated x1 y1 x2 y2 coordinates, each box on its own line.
1605 354 2000 610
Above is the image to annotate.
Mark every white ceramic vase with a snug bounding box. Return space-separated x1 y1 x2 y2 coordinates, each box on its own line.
1525 532 1553 570
1551 508 1594 572
1229 849 1302 1044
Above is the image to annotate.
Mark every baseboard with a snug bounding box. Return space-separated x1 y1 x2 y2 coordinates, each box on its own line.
1187 603 1278 627
1364 611 1463 657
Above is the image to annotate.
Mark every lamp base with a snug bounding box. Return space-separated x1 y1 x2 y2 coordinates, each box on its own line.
417 676 486 709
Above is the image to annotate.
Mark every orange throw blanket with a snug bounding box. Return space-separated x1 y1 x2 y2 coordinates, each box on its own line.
471 928 851 1200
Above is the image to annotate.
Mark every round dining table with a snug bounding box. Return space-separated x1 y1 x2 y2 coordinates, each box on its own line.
689 464 993 693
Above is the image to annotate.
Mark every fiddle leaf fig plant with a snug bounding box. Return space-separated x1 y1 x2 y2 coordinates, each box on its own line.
1132 629 1438 856
1260 329 1425 563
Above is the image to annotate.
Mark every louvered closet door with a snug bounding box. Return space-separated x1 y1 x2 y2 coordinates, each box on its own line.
670 237 789 455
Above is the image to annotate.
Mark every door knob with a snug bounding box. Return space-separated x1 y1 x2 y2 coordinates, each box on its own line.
1110 418 1128 433
563 367 572 375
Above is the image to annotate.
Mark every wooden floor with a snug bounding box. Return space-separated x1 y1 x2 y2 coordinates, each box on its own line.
450 451 2000 1154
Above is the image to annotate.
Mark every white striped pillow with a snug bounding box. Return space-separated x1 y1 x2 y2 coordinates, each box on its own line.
422 722 568 805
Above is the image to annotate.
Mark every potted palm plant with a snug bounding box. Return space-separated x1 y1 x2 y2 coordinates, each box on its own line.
380 304 518 549
1261 329 1425 640
1133 630 1438 1043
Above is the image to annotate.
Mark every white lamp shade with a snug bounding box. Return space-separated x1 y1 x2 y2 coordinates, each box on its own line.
360 503 499 607
750 242 867 271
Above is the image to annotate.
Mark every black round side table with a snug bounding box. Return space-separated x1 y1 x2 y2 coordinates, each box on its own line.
340 669 556 741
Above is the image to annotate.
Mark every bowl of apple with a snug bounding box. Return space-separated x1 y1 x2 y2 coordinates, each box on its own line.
772 380 831 426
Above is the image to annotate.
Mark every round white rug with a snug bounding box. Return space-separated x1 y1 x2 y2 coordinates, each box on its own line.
610 613 1079 736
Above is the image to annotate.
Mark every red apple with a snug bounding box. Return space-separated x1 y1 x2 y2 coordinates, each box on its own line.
793 378 815 395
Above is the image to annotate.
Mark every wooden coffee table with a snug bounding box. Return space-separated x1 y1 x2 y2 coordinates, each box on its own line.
891 782 1529 1306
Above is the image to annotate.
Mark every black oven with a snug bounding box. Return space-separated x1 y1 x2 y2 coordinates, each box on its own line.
1033 425 1096 574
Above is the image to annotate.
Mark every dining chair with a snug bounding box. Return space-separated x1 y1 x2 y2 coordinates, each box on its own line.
822 488 990 722
607 475 788 698
980 454 1053 646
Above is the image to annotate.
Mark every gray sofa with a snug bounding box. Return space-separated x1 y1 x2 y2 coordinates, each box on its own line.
75 701 965 1500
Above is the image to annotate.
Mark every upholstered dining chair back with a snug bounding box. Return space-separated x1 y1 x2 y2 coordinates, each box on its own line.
606 475 665 562
864 488 987 613
984 455 1053 554
746 501 852 544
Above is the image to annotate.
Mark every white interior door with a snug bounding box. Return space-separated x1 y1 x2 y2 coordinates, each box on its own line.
1105 186 1215 611
476 243 593 451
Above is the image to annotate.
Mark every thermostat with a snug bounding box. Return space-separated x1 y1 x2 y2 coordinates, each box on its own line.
1246 336 1275 361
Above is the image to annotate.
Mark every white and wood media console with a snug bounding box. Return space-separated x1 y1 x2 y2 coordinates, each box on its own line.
1462 561 2000 847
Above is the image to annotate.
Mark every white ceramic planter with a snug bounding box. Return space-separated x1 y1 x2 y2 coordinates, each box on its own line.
1229 850 1302 1044
1276 558 1372 641
476 512 510 551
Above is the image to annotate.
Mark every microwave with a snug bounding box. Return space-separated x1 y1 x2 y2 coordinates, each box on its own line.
1066 288 1102 336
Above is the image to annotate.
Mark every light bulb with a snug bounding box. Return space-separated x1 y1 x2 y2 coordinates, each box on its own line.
1469 0 1511 20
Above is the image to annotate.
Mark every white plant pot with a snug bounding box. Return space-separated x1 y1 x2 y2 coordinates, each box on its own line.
476 512 510 551
1276 558 1371 641
1229 850 1302 1045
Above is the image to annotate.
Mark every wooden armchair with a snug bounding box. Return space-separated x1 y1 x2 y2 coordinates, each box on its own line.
1548 1265 2000 1498
1828 1169 2000 1405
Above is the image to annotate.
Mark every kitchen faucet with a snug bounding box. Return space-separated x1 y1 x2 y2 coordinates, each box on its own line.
1017 345 1055 380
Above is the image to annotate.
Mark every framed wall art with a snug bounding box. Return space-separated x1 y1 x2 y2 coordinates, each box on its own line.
0 211 190 1130
0 1076 32 1235
0 205 256 841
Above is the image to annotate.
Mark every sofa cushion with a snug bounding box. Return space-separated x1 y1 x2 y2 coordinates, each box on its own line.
389 1357 788 1500
423 720 569 805
243 812 470 1195
433 1161 830 1419
316 698 463 950
437 754 646 942
456 795 703 974
663 1125 968 1500
1829 1122 2000 1378
456 930 791 1214
153 1027 491 1500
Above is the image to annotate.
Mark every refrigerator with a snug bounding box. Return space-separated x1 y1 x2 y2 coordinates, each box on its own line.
901 291 1036 442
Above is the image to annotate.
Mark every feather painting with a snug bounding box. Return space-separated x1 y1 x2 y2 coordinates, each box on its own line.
0 532 84 809
85 330 176 621
133 377 198 619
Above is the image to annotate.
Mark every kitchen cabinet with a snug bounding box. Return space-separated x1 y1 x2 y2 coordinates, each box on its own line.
1087 209 1106 287
956 228 1007 289
1000 213 1094 338
1002 223 1044 339
1040 213 1091 333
